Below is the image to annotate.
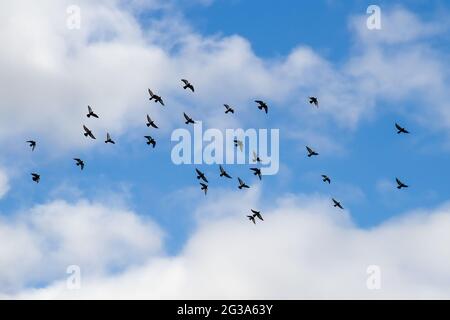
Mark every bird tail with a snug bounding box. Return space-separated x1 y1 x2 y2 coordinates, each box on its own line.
146 123 150 127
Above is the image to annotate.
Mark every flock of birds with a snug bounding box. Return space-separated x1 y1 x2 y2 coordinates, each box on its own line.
25 79 410 225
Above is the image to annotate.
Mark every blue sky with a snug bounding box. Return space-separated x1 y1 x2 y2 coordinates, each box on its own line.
1 0 450 298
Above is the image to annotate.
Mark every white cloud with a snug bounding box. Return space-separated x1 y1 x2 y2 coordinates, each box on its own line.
0 168 10 199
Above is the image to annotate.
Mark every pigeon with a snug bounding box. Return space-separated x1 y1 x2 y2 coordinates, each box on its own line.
219 165 232 179
250 168 262 180
83 125 96 139
395 123 409 134
396 178 409 189
251 209 264 221
224 104 235 114
144 136 156 148
255 100 268 114
195 169 208 183
146 115 158 129
322 175 331 184
309 97 319 107
306 146 319 157
105 133 115 144
253 151 262 163
31 173 40 183
247 215 256 224
238 177 250 189
74 158 85 170
87 106 99 118
332 198 344 210
181 79 194 92
148 88 165 106
26 140 36 151
200 183 208 195
183 113 195 125
234 139 243 152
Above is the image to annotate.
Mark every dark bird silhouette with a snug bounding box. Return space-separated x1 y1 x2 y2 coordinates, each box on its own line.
395 123 409 134
224 104 234 114
83 125 96 139
252 151 262 163
238 177 250 189
234 139 243 152
247 215 256 224
148 88 165 106
26 140 36 151
332 198 344 210
200 183 208 195
144 136 156 148
396 178 409 189
183 113 195 125
31 173 40 183
219 165 232 179
105 133 115 144
322 175 331 184
74 158 85 170
87 105 99 118
309 96 319 107
251 209 264 221
255 100 268 114
181 79 194 92
146 115 158 129
196 168 208 183
250 168 262 180
306 146 319 157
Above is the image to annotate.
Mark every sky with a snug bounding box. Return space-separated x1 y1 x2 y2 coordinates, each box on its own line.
0 0 450 299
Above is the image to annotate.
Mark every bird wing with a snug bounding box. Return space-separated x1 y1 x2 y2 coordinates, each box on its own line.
306 146 313 154
196 169 203 176
255 100 263 105
183 113 190 121
219 165 225 174
238 178 244 185
83 125 90 133
88 105 93 113
237 140 243 151
148 88 154 96
89 131 96 139
107 133 111 140
147 115 151 123
181 79 189 85
396 178 403 186
159 99 165 106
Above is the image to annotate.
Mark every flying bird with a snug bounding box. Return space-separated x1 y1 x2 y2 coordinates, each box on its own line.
146 115 158 129
74 158 85 170
395 123 409 134
181 79 194 92
250 168 262 180
322 175 331 184
148 88 165 106
183 113 195 125
332 198 344 210
105 133 115 144
26 140 36 151
87 106 99 118
31 173 40 183
200 183 208 195
309 96 319 107
83 125 96 139
306 146 319 157
238 177 250 189
219 165 232 179
234 139 243 152
195 168 208 183
144 136 156 148
251 209 264 221
255 100 268 114
224 104 234 114
396 178 409 189
253 151 262 163
247 215 256 224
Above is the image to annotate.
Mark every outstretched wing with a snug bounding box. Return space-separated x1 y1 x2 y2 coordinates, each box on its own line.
181 79 189 85
395 123 402 131
306 146 313 154
183 113 190 121
88 105 93 113
148 88 154 96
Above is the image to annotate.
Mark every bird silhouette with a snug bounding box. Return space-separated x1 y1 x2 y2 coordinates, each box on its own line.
26 140 36 151
396 178 409 189
247 215 256 224
148 88 165 106
195 168 208 183
238 177 250 189
146 115 158 129
181 79 194 92
74 158 85 170
252 151 262 163
251 209 264 221
306 146 319 157
309 97 319 107
144 136 156 148
395 123 409 134
87 106 99 118
322 175 331 184
234 139 243 152
83 125 96 139
250 168 262 180
105 133 115 144
31 173 40 183
183 113 195 125
255 100 268 114
224 104 235 114
332 198 344 210
219 165 232 179
200 183 208 195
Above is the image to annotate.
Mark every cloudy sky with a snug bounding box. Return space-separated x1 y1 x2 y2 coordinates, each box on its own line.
1 0 450 299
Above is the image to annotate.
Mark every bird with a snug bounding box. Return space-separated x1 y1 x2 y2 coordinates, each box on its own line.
332 198 344 210
253 151 262 163
247 215 256 224
83 125 96 139
309 96 319 107
306 146 319 157
200 183 208 195
105 133 115 144
322 175 331 184
87 105 99 118
146 115 158 129
251 209 264 221
31 173 40 183
250 168 262 180
183 113 195 125
255 100 268 114
26 140 36 151
234 139 243 152
396 178 409 189
224 104 235 114
74 158 85 170
144 136 156 148
181 79 194 92
195 169 208 183
395 123 409 134
238 177 250 189
219 165 232 179
148 88 165 106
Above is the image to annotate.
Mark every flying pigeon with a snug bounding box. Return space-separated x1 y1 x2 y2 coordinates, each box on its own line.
200 183 208 195
224 104 234 114
183 113 195 125
74 158 85 170
251 209 264 221
238 177 250 189
396 178 409 189
26 140 36 151
31 173 40 183
87 106 99 118
250 168 262 180
395 123 409 134
83 125 96 139
181 79 194 92
146 115 158 129
332 198 344 210
234 139 243 152
306 146 319 157
322 175 331 184
309 97 319 107
219 165 232 179
196 169 208 183
144 136 156 148
105 133 115 144
148 88 165 106
255 100 268 114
